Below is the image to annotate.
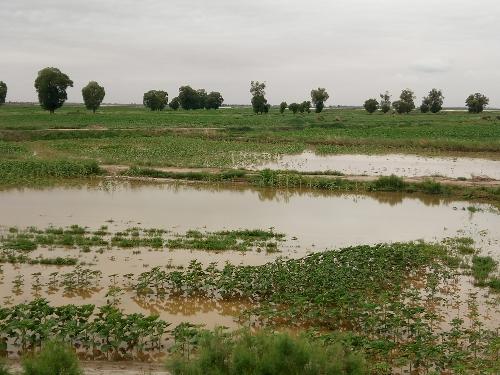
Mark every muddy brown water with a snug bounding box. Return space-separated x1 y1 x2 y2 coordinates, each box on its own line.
0 180 499 342
247 151 500 179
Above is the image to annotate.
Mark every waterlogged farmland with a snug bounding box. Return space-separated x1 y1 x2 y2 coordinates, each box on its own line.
0 106 500 373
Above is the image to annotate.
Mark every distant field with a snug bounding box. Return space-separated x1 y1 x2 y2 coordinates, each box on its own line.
0 104 499 168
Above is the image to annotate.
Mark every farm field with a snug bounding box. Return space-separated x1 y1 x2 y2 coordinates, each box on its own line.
0 105 499 374
1 105 500 165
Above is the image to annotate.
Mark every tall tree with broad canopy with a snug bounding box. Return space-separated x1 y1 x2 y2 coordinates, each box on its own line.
0 81 7 105
421 89 444 113
34 67 73 113
288 102 300 114
143 90 168 111
363 98 379 114
82 81 105 113
178 86 207 110
250 81 270 114
205 91 224 109
279 102 287 114
393 89 415 114
465 93 489 113
169 97 180 110
310 88 329 113
379 91 391 113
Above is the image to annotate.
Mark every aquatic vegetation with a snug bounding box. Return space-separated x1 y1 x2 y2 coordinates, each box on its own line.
0 299 169 359
1 226 285 253
135 240 500 373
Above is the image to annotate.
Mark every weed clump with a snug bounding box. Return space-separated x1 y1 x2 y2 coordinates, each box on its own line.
22 341 82 375
370 175 406 191
167 329 367 375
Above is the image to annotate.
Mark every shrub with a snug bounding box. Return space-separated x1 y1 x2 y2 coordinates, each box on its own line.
370 175 406 191
471 256 497 286
419 179 449 194
22 341 82 375
167 329 367 375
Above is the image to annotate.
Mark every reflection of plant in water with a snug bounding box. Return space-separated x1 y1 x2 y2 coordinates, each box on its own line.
12 274 24 295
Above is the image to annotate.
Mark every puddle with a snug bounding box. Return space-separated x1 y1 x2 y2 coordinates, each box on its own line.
0 180 499 333
246 151 500 179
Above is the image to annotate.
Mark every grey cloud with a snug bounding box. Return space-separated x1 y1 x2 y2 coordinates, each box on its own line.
1 0 499 106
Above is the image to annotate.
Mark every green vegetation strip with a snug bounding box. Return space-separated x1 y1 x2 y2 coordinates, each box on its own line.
123 167 500 206
0 159 101 185
1 225 285 254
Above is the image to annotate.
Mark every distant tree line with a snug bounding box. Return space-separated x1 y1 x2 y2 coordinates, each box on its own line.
0 68 493 115
363 89 489 114
277 87 329 115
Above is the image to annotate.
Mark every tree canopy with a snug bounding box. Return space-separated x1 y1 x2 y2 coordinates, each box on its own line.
465 93 489 113
379 91 391 113
205 92 224 109
250 81 270 114
421 89 444 113
393 89 415 114
0 81 7 105
169 97 180 110
279 102 287 114
310 88 329 113
34 67 73 113
143 90 168 111
81 81 105 113
364 98 379 114
288 103 300 114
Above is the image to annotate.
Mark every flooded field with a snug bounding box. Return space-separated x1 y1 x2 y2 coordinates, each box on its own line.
249 151 500 179
0 179 499 343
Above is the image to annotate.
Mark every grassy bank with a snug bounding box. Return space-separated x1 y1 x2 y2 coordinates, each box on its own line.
122 167 500 207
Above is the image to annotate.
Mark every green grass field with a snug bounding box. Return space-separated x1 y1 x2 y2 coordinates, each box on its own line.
0 104 499 170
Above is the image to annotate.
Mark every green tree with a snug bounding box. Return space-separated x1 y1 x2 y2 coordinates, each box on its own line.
393 100 411 114
250 81 269 114
81 81 105 113
205 91 224 109
279 101 287 114
394 89 415 114
288 102 300 114
0 81 7 105
169 97 180 110
363 98 379 114
420 97 431 113
178 86 207 110
310 88 329 113
465 93 489 113
299 100 311 114
421 88 444 113
379 91 391 113
196 89 208 109
34 67 73 113
143 90 168 111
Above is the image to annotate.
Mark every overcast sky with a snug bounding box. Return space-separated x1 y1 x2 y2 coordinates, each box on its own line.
2 0 499 106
